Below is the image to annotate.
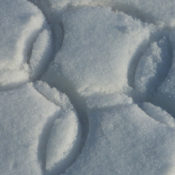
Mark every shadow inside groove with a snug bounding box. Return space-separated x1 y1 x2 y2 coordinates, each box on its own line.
127 27 174 119
28 0 89 174
26 1 175 174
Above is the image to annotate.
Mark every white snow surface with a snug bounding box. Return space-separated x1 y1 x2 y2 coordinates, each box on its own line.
46 111 81 174
142 102 175 128
0 0 52 88
134 36 171 98
63 102 175 175
153 30 175 115
0 82 80 175
1 0 175 175
48 0 175 25
51 6 152 96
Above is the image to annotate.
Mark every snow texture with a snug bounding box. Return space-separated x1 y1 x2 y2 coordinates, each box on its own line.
1 0 175 175
51 6 152 96
46 111 81 175
0 0 52 88
29 27 52 80
85 92 133 109
62 101 175 175
134 37 171 98
142 102 175 128
48 0 175 25
153 30 175 115
0 82 80 175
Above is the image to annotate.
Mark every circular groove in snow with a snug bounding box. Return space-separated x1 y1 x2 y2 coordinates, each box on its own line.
0 0 53 89
1 0 175 175
31 2 175 174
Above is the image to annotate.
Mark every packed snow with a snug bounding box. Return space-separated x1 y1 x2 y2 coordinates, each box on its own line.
134 37 172 98
48 0 175 25
0 82 80 175
142 102 175 128
1 0 175 175
0 0 52 88
62 101 175 175
46 111 81 175
48 6 152 96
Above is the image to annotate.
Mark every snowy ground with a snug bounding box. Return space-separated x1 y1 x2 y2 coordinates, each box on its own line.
1 0 175 175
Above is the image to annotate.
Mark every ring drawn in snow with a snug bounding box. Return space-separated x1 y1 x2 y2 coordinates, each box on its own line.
0 0 52 89
152 30 175 115
1 1 175 175
0 81 80 175
45 111 81 175
42 5 175 174
0 1 81 175
62 102 175 175
141 102 175 128
134 36 172 98
34 81 81 174
46 6 152 96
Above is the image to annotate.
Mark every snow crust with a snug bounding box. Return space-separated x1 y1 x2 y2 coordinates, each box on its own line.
86 92 133 109
41 4 175 175
49 0 175 25
0 82 80 175
51 6 152 96
1 0 175 175
153 30 175 114
135 37 171 98
29 28 52 80
0 0 52 88
0 83 57 175
142 102 175 128
46 111 81 175
62 101 175 175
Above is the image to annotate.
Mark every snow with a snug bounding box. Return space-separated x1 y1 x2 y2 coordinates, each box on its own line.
134 36 171 98
48 0 175 25
0 68 29 90
50 6 152 96
62 102 175 175
29 27 53 80
85 92 133 109
153 30 175 114
0 0 43 69
0 0 52 88
0 82 80 175
142 102 175 128
34 81 72 109
1 0 175 175
46 111 81 174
